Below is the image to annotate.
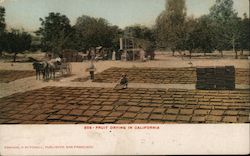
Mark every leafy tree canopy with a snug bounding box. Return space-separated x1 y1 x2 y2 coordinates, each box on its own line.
5 29 32 62
36 12 73 54
74 15 121 50
155 0 187 52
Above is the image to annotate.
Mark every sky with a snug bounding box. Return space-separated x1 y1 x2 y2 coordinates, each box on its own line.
0 0 249 32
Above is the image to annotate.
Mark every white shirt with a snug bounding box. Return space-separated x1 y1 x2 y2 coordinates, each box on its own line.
55 57 61 62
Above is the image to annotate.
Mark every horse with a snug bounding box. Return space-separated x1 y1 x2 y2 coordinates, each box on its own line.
32 62 42 80
47 60 57 79
32 61 47 80
46 58 64 79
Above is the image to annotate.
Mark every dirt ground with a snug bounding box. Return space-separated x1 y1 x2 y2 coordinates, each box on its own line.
0 53 249 98
0 52 249 123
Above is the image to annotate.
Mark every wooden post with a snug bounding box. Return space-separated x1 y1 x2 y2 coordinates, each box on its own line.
132 38 135 61
119 38 123 50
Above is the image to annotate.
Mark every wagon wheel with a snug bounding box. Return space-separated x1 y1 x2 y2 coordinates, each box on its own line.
66 63 72 75
59 65 64 75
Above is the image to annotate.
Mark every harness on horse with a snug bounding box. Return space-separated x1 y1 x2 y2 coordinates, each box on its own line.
33 57 71 80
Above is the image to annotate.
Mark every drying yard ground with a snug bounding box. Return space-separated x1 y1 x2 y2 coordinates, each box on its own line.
0 86 249 124
0 70 35 83
0 53 249 124
74 67 249 84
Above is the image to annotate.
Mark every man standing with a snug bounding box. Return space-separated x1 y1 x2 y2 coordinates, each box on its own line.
87 60 96 80
139 45 145 62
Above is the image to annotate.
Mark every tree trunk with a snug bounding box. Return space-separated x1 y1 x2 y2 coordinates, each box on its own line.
189 50 192 59
240 49 243 56
179 51 183 60
13 52 17 62
172 50 175 56
0 51 2 57
220 50 223 57
235 50 238 59
232 35 235 53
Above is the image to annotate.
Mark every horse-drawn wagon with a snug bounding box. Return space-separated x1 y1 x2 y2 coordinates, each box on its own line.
32 57 72 80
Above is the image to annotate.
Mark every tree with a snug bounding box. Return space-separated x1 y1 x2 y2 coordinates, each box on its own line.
36 12 73 55
185 16 215 57
110 25 123 51
124 25 154 41
0 6 5 32
196 16 216 55
5 29 32 62
209 0 239 58
238 13 250 55
184 17 198 58
74 15 121 51
155 0 187 55
124 25 156 51
0 6 6 56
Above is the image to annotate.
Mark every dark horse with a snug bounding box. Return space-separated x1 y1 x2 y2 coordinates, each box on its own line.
32 61 50 80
